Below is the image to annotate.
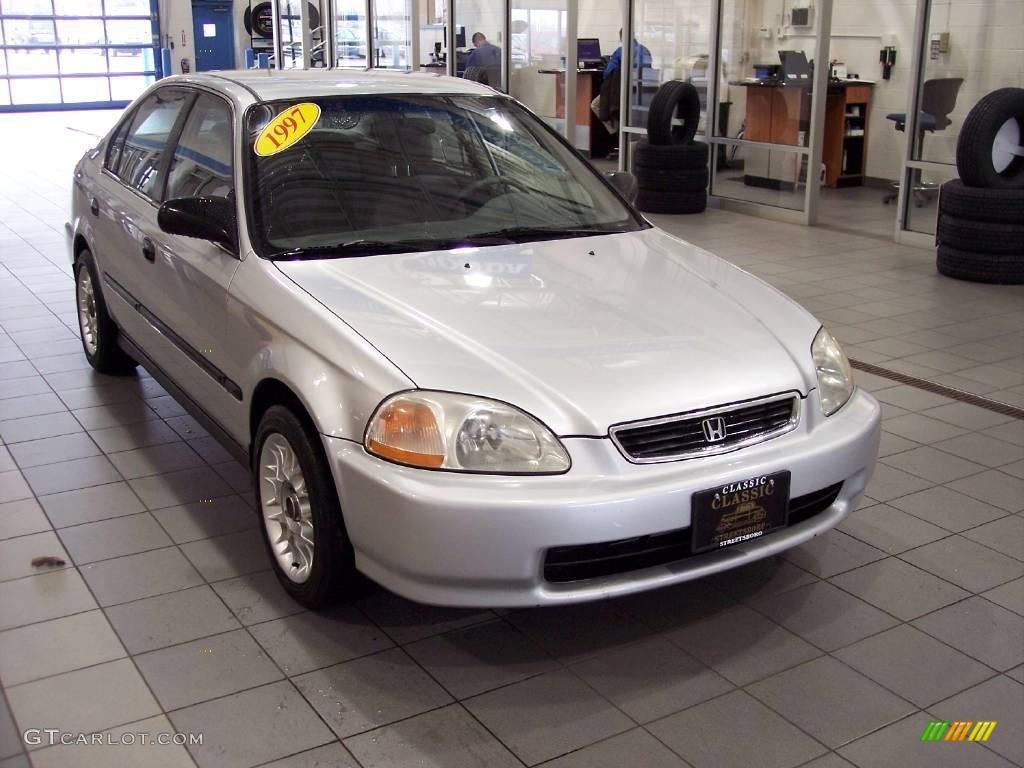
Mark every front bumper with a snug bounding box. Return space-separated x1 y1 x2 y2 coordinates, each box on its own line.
325 388 881 607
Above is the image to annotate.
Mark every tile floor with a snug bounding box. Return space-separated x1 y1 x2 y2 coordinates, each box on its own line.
0 111 1022 768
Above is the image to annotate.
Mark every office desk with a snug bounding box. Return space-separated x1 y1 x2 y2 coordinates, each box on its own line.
538 68 614 158
734 80 873 188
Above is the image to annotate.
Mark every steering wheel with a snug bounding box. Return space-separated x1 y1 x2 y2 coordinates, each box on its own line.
456 176 530 205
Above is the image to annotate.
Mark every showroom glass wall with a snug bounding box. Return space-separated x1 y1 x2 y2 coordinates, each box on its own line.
267 0 1018 242
0 0 159 110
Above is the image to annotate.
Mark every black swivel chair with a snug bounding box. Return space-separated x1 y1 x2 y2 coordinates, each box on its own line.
883 77 963 205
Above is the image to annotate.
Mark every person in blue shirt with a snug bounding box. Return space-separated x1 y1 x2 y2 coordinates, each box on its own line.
591 29 652 134
465 32 501 70
604 30 652 79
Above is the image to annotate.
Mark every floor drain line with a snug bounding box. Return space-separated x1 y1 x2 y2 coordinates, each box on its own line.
849 359 1024 421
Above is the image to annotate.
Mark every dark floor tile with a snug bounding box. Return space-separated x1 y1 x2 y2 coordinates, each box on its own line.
80 546 204 606
504 601 652 665
212 570 303 626
929 675 1024 765
152 494 256 544
464 669 633 766
109 441 205 480
753 581 899 651
838 503 949 554
57 511 171 564
169 681 334 768
259 743 358 768
540 728 691 768
294 648 452 738
22 454 120 495
128 466 233 510
835 624 995 708
404 618 557 700
249 605 393 676
179 528 268 582
356 589 494 645
105 584 241 654
890 486 1008 532
571 635 732 723
647 689 826 768
913 597 1024 671
838 711 1012 768
38 481 145 527
748 656 914 748
136 628 283 710
900 536 1024 593
829 557 970 621
782 530 888 578
344 704 520 768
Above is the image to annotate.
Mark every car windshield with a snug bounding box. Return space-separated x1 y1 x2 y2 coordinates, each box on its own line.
244 93 646 259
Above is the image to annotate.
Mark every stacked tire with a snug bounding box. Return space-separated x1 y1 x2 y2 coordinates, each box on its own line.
936 87 1024 285
635 81 708 214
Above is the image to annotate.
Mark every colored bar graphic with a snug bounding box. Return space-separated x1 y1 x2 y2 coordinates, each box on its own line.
921 720 996 742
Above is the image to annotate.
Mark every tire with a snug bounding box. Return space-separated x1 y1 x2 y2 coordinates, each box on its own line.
937 214 1024 255
637 189 707 215
937 245 1024 285
634 139 709 170
636 167 709 192
253 405 362 608
646 81 701 145
955 87 1024 189
938 180 1024 224
74 250 137 375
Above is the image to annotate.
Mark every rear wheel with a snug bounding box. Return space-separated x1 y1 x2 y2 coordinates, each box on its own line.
254 405 361 608
75 250 136 374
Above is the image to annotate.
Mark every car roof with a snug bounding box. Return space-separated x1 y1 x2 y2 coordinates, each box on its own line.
165 69 499 104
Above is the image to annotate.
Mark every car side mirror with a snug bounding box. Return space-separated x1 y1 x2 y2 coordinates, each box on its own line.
158 196 238 254
607 171 638 205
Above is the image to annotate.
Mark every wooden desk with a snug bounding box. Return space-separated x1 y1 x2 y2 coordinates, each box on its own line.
736 80 873 188
539 69 614 158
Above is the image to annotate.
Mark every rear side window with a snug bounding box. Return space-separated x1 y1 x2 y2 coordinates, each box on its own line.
114 88 191 200
165 93 234 200
105 114 133 176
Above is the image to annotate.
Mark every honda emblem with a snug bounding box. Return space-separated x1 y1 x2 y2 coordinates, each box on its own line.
702 416 727 443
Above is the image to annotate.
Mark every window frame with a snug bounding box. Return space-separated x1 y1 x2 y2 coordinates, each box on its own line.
163 88 236 203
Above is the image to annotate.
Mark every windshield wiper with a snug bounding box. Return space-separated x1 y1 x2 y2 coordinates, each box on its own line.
461 225 630 245
267 239 434 260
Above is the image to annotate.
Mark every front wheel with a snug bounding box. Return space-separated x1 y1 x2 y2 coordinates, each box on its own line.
254 405 361 608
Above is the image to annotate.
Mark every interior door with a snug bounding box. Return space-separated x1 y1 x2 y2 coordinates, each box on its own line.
192 1 236 71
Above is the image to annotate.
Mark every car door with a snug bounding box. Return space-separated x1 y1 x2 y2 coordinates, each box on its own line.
142 89 247 440
90 86 194 372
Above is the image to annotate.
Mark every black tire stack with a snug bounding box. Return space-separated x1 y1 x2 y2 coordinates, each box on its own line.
635 81 708 214
936 87 1024 284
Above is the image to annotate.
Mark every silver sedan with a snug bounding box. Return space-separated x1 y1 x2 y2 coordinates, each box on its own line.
68 70 880 608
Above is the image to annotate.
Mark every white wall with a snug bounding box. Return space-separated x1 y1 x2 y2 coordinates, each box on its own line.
751 0 1023 179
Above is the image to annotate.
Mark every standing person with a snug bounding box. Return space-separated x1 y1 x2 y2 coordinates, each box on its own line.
465 32 501 70
591 29 652 134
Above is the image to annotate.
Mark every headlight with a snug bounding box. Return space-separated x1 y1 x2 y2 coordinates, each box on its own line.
812 327 854 416
365 391 570 474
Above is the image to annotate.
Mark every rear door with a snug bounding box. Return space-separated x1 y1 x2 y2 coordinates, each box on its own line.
92 86 193 362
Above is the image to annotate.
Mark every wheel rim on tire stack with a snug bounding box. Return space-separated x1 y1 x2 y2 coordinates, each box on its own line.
936 87 1024 285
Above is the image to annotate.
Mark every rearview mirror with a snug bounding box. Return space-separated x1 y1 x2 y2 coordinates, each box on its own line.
158 197 238 254
607 171 638 205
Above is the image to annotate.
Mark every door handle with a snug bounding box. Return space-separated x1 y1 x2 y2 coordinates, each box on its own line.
141 238 156 263
89 198 99 217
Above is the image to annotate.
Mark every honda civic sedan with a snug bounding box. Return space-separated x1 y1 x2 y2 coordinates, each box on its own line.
68 70 880 608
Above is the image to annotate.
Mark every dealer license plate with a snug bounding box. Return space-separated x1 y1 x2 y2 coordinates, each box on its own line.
691 471 791 553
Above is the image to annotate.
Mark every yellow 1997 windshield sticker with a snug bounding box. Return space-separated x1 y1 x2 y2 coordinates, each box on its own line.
254 102 321 157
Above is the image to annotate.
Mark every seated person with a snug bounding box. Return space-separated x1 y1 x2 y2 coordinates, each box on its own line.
465 32 501 70
591 29 653 134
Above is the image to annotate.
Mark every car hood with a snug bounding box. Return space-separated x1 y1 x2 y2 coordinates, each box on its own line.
275 228 822 436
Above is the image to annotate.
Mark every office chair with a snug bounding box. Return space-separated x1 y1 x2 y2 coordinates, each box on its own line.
883 77 963 205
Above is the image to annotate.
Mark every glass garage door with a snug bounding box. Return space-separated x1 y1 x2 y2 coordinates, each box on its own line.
0 0 159 111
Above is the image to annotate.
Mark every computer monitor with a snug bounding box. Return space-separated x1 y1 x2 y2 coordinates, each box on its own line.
444 25 467 49
577 38 602 65
778 50 811 80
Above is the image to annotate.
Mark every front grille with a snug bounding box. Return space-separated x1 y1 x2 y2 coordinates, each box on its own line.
610 394 799 463
543 482 843 584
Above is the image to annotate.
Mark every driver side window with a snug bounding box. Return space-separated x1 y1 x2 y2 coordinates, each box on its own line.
165 93 235 201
